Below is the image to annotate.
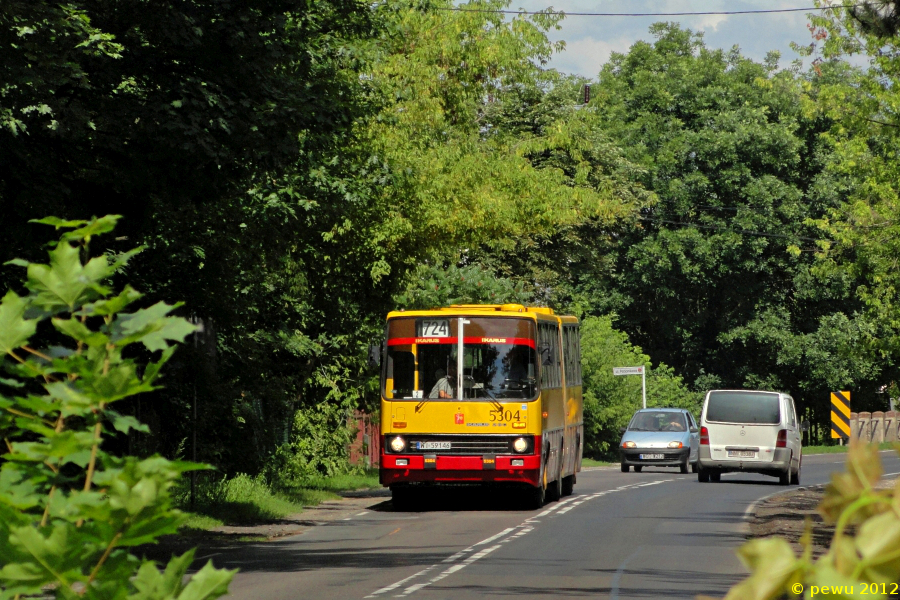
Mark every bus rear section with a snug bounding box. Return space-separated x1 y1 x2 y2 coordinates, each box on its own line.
378 304 582 508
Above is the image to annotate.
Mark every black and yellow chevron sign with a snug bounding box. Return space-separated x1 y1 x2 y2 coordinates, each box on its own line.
831 391 851 440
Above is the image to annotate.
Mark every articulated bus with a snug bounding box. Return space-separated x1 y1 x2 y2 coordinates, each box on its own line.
379 304 583 508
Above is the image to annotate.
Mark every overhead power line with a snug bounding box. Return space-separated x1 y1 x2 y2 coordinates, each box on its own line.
434 3 866 17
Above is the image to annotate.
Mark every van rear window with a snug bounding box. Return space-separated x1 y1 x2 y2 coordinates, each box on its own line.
706 391 780 424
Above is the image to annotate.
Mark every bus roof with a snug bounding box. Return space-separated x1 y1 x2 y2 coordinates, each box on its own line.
386 304 578 322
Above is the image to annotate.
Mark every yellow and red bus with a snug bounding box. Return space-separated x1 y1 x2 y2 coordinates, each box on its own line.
379 304 583 508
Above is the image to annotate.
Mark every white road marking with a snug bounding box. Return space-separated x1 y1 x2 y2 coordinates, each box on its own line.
533 495 578 518
365 567 438 598
472 527 516 546
394 544 503 597
365 476 678 598
610 547 642 600
195 553 221 561
357 511 369 516
441 549 471 563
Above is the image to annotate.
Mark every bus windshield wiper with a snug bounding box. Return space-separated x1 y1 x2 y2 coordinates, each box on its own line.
481 388 503 412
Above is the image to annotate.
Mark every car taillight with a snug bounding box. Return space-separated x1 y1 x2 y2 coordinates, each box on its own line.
776 429 787 448
700 426 709 445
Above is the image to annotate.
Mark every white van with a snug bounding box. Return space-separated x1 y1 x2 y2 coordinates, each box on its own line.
697 389 803 485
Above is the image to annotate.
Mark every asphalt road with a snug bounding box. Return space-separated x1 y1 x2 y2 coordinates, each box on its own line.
215 451 900 600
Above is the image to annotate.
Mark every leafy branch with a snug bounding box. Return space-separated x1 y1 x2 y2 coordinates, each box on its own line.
0 216 234 599
719 441 900 600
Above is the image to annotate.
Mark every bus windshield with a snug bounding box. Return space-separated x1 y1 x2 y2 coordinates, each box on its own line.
384 317 538 401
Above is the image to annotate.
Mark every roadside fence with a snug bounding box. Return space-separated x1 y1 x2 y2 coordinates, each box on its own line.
349 410 380 467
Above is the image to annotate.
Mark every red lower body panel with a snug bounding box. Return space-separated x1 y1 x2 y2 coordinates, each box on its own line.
380 454 541 486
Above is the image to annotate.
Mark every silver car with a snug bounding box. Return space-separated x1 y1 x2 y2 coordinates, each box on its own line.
619 408 700 473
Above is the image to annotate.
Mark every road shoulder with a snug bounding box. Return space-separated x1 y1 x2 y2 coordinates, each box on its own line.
138 489 390 563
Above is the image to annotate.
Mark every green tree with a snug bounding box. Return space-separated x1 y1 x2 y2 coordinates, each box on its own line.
0 0 373 267
394 263 533 310
0 0 380 474
562 24 890 431
0 216 233 599
226 0 652 478
800 1 900 368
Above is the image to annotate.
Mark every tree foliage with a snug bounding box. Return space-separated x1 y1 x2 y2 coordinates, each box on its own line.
7 0 900 481
798 2 900 366
554 24 894 431
0 216 233 599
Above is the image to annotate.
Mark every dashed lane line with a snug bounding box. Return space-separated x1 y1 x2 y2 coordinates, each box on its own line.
364 477 677 599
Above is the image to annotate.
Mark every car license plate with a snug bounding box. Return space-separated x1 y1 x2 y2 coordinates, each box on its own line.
639 453 664 460
727 450 756 458
418 441 451 450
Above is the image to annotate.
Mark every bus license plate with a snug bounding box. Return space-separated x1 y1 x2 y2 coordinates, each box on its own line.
727 450 756 458
639 453 664 460
418 441 451 450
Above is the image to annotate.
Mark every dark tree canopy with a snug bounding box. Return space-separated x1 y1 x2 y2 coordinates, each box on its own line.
0 0 372 268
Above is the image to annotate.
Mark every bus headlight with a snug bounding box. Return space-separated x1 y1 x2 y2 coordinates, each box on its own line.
390 436 406 453
513 437 529 453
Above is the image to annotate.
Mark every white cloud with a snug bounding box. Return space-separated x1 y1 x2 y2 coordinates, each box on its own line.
691 13 729 32
551 36 634 78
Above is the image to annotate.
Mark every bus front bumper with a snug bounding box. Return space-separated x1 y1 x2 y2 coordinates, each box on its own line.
380 454 541 486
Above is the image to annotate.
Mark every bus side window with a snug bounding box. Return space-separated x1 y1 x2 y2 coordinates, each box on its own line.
538 323 562 389
386 349 415 398
574 326 582 386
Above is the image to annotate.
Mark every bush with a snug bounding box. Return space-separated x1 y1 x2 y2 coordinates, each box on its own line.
265 403 357 492
175 473 303 525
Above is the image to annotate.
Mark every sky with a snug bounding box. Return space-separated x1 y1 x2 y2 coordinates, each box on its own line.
507 0 833 78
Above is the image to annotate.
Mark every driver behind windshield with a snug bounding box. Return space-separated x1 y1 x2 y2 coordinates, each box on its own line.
632 413 685 431
664 415 685 431
429 364 456 399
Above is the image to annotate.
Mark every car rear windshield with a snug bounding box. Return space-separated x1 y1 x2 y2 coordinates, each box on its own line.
705 391 781 424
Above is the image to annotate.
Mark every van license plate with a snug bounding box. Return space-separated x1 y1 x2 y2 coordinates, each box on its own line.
639 454 664 460
418 441 451 450
727 450 756 458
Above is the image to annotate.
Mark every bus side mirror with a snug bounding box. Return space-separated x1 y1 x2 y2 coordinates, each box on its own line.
800 420 810 432
368 344 382 367
539 342 554 366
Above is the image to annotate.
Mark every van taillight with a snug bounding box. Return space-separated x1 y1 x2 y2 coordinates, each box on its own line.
700 426 709 445
776 429 788 448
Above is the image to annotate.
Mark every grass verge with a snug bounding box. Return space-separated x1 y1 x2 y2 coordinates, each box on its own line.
582 457 616 467
803 442 896 455
175 469 380 531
